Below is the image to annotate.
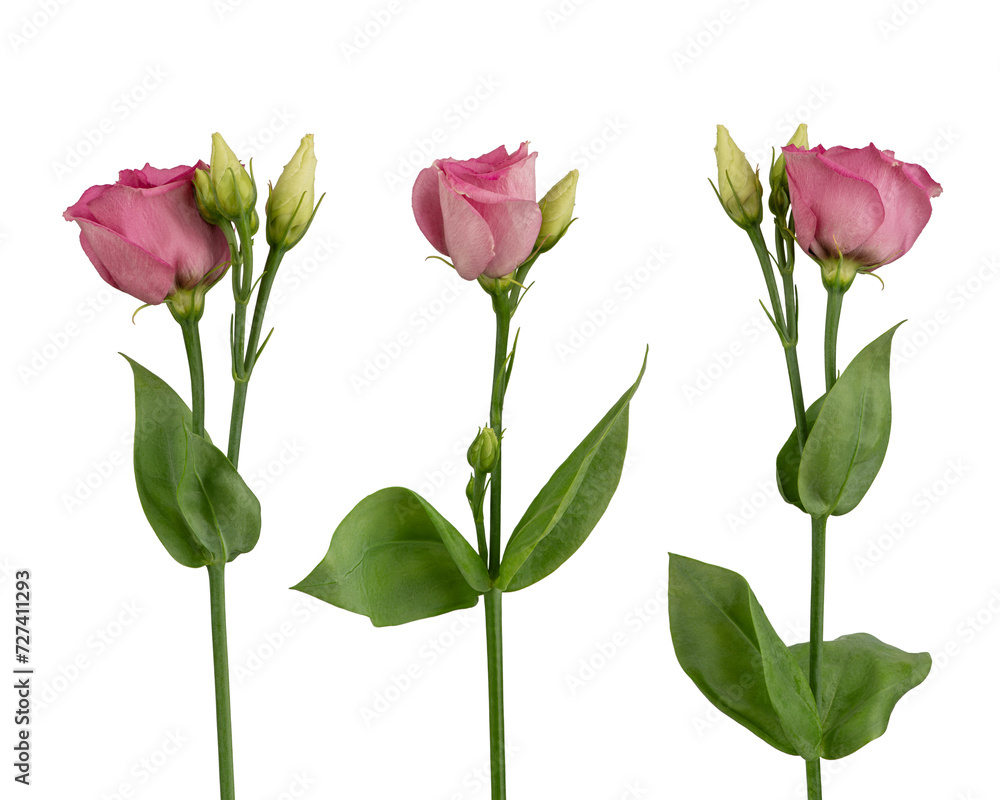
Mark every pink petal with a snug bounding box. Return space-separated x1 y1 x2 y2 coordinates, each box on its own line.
474 198 542 278
437 173 495 280
74 219 177 304
412 165 449 255
822 144 933 265
783 146 885 261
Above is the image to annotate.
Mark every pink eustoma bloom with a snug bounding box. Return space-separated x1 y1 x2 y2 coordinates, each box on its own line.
412 143 542 280
64 163 230 304
782 143 941 270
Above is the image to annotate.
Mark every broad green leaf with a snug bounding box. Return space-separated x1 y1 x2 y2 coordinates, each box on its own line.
669 554 821 759
177 426 261 563
789 633 930 759
775 394 825 511
497 350 647 592
125 355 212 568
292 487 489 627
798 323 902 517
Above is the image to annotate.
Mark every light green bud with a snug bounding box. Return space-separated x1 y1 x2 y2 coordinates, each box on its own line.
266 134 318 250
535 169 579 253
769 124 808 218
210 133 256 220
715 125 762 229
467 427 499 473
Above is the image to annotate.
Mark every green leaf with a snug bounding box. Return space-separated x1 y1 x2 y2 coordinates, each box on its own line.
775 394 825 511
125 355 212 568
496 350 647 592
177 425 261 563
798 323 902 517
292 487 489 627
669 554 821 759
789 633 930 759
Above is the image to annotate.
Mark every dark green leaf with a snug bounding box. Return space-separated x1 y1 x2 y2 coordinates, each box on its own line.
177 425 261 563
775 394 825 511
497 350 647 592
125 355 212 568
789 633 931 759
669 554 821 759
292 487 488 627
798 323 902 517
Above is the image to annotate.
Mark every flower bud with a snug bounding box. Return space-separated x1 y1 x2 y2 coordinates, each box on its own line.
210 133 256 220
467 427 499 473
535 169 578 253
769 124 808 218
193 167 227 226
266 134 318 250
714 125 762 229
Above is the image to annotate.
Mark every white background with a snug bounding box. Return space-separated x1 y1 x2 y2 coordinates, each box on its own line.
3 0 997 798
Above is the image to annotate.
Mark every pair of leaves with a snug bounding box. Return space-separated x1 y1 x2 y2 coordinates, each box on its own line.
294 352 646 626
777 323 901 517
126 356 260 568
669 554 929 760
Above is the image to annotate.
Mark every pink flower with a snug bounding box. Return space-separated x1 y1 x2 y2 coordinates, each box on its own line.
64 163 230 304
782 143 942 270
412 143 542 280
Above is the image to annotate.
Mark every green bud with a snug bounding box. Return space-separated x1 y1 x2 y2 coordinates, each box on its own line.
192 167 226 226
466 475 476 506
266 134 318 250
535 169 579 253
467 427 499 473
210 133 256 220
769 124 808 218
714 125 762 229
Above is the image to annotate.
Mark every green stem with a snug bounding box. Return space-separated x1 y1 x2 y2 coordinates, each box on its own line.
227 247 285 468
806 758 823 800
484 290 512 800
748 225 808 449
824 286 844 393
208 563 235 800
485 588 506 800
179 317 206 437
806 514 827 800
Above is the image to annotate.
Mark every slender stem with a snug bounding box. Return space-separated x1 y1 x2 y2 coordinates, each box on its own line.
484 290 512 800
227 247 285 468
748 225 808 449
806 758 823 800
179 317 206 437
824 286 844 393
488 292 511 575
806 514 827 800
208 563 236 800
484 588 506 800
